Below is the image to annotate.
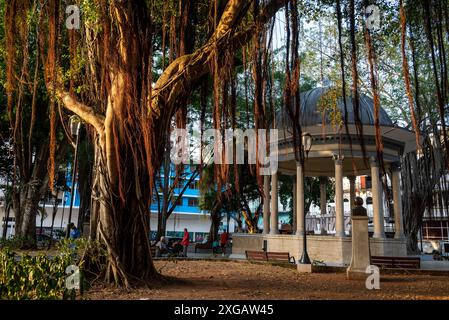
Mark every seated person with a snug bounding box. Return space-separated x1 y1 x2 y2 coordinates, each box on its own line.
155 236 169 257
167 239 174 250
171 240 183 256
69 223 81 239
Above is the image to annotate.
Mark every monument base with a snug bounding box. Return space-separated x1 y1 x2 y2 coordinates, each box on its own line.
297 263 313 273
346 269 367 280
347 216 370 280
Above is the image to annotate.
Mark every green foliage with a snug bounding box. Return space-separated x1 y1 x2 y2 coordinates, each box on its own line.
280 176 335 225
81 0 101 32
318 86 344 128
0 245 77 299
0 238 106 299
0 236 37 250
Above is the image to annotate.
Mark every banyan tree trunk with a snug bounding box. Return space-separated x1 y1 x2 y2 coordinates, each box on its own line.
13 183 42 246
89 138 157 287
209 209 222 243
156 211 168 242
12 142 50 247
406 231 420 255
77 128 94 234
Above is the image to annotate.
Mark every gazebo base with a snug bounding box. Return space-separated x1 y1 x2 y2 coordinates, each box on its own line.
232 233 407 266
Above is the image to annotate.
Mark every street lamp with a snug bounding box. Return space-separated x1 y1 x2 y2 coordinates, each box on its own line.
66 118 81 238
299 133 312 265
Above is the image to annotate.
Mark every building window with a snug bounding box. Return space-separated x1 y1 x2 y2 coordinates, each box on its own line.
175 197 183 206
188 198 198 207
189 181 199 189
172 178 185 189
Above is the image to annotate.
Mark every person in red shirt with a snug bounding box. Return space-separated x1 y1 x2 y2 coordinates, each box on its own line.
220 231 229 256
181 228 190 257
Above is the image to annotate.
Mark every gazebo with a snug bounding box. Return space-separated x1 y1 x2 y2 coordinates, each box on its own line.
232 87 418 265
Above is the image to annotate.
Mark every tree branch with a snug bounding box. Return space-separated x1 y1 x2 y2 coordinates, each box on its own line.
151 0 288 117
55 88 105 134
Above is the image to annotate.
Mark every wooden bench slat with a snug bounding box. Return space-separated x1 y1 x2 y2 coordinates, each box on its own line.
267 253 289 258
246 250 268 261
267 252 295 264
371 256 420 261
246 251 295 264
371 256 420 269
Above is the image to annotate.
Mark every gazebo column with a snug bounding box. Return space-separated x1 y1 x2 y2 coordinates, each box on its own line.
270 172 279 234
391 162 405 239
292 180 297 234
319 177 327 216
370 158 385 238
296 162 305 236
334 155 345 237
263 175 270 234
348 176 356 212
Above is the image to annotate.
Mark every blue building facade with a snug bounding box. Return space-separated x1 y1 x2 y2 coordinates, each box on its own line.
149 164 225 243
58 164 233 242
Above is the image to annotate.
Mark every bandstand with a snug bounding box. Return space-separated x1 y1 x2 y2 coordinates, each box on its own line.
231 87 418 265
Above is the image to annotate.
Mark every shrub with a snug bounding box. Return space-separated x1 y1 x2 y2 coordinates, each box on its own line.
0 236 35 250
0 239 92 300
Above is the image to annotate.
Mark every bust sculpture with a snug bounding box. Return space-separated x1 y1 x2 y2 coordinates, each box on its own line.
351 197 367 217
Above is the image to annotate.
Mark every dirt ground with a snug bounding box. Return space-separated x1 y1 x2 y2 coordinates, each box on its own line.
86 260 449 300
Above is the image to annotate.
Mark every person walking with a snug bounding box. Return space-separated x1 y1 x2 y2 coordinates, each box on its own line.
181 228 190 257
220 231 229 256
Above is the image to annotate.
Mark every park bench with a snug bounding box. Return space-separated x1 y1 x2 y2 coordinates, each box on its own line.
245 250 295 264
266 251 296 264
195 242 213 253
245 250 268 261
371 256 421 269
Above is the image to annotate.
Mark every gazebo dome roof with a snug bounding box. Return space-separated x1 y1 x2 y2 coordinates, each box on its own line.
275 87 394 129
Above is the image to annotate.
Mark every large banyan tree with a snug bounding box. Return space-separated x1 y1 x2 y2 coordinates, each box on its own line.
4 0 293 287
4 0 448 286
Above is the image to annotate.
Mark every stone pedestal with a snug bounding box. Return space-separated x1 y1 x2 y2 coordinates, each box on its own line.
347 216 370 280
297 263 312 273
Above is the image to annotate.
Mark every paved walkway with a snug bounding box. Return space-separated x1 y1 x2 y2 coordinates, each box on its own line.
420 254 449 271
159 248 449 271
184 253 449 271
